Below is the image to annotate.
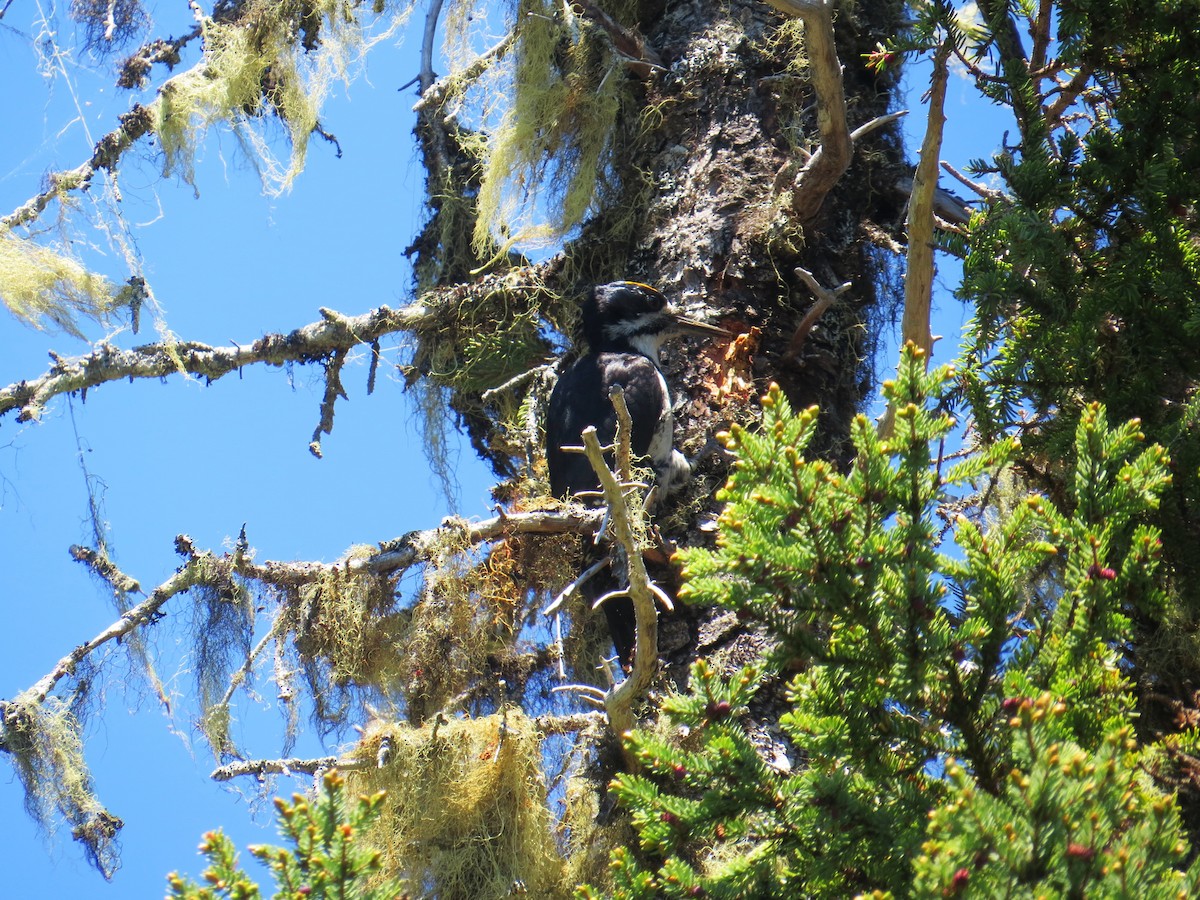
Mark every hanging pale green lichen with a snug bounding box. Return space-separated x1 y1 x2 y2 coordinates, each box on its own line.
0 232 119 336
5 695 122 880
152 0 403 194
348 713 569 899
471 0 631 256
281 548 409 728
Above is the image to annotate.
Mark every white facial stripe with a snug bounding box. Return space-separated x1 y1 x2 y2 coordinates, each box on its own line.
628 331 667 362
608 311 665 336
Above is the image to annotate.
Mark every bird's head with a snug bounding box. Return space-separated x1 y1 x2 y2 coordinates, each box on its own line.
582 281 730 358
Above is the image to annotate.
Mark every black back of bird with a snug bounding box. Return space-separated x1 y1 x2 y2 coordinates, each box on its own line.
545 282 689 667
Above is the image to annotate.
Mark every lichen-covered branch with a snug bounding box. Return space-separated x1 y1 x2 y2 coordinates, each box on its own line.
308 346 349 458
4 506 601 729
208 711 602 782
1 106 156 231
1 262 561 424
210 755 342 782
14 539 206 709
0 305 398 421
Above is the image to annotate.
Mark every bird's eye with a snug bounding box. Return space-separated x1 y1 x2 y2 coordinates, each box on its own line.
629 281 665 309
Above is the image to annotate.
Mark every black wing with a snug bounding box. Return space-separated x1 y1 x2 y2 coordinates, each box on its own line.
546 352 668 498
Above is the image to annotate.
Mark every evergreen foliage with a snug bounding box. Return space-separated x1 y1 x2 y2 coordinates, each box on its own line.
589 347 1200 896
938 0 1200 712
166 770 407 900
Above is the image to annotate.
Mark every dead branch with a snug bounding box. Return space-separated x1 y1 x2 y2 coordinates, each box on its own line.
901 41 951 358
580 387 663 765
1 263 561 423
364 506 604 578
938 161 1005 205
210 755 342 782
881 40 951 437
765 0 897 222
418 0 445 94
786 266 851 360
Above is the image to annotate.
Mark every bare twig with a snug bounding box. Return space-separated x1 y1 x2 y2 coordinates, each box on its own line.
850 109 908 143
579 389 662 765
480 363 552 402
786 266 851 359
611 383 634 482
543 555 610 616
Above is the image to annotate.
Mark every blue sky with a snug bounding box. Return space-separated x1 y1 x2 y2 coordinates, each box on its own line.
0 5 496 895
0 4 1011 896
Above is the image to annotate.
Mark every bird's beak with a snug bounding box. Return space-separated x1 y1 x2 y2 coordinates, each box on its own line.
668 314 734 341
